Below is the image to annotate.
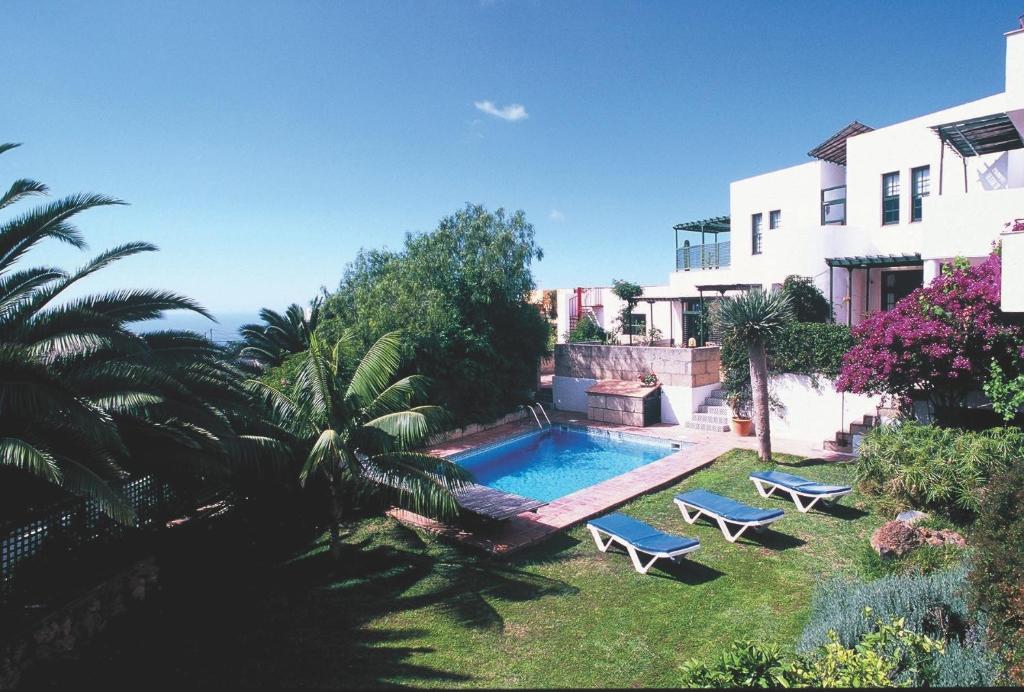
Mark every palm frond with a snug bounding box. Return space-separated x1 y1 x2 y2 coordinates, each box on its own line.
0 437 62 482
0 178 49 211
365 406 449 449
345 330 404 406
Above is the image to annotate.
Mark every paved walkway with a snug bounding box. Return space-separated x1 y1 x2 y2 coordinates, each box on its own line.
388 411 852 555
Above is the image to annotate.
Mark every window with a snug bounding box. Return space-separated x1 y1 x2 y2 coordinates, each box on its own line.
821 186 846 225
882 172 900 225
882 270 923 311
626 313 646 336
911 166 929 222
751 213 763 255
769 209 781 229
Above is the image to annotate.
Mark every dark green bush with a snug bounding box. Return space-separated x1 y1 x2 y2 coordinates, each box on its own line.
969 464 1024 684
857 422 1024 516
797 563 1000 687
566 314 610 343
781 275 831 322
720 321 853 401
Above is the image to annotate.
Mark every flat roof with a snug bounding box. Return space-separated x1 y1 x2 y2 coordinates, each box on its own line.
807 121 874 165
673 216 730 235
931 112 1024 157
826 253 922 269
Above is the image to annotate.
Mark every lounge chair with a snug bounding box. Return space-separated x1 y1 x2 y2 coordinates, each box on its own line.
673 489 784 542
749 470 852 513
586 513 700 574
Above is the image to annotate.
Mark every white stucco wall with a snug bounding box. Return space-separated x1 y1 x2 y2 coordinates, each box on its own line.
768 374 882 444
1002 230 1024 312
552 375 597 413
661 382 719 424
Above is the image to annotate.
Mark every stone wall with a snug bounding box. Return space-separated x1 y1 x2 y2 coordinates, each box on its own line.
554 344 720 387
0 557 159 688
587 387 661 426
424 409 531 446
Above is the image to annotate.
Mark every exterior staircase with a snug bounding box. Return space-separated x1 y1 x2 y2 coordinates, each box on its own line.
684 387 731 432
822 414 878 454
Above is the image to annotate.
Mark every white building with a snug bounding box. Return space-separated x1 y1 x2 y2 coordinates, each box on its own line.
558 24 1024 344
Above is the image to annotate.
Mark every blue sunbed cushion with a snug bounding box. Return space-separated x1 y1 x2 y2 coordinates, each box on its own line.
675 489 783 523
750 470 851 495
588 513 699 554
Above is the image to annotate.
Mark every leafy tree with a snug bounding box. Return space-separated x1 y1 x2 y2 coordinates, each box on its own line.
781 274 831 322
318 204 550 424
983 359 1024 422
239 298 321 369
257 331 470 559
836 252 1024 424
0 143 286 522
713 290 794 461
611 279 643 345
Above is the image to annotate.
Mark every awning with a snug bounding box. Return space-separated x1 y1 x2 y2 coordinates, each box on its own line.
825 253 922 269
808 121 874 165
931 112 1024 157
673 216 730 235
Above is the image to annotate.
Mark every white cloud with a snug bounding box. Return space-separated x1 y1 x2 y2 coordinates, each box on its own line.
548 209 565 222
474 100 529 122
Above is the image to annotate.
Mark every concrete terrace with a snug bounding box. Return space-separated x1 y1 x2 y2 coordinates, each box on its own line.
388 411 851 555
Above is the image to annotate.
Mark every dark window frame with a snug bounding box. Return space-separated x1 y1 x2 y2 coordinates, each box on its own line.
751 213 763 255
821 185 846 225
882 171 900 225
625 313 647 336
769 209 781 230
910 165 929 223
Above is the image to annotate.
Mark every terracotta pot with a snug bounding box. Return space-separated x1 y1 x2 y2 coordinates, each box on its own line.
730 417 753 436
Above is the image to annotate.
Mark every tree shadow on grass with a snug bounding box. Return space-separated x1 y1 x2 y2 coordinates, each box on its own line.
775 456 857 469
23 517 579 689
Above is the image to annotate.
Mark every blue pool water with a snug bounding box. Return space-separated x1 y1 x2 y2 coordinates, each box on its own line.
453 427 686 502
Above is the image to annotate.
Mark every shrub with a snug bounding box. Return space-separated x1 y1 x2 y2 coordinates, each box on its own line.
781 274 831 322
719 321 853 404
856 421 1024 515
798 564 1000 687
836 252 1024 423
969 464 1024 683
678 640 791 688
566 314 610 343
680 615 950 688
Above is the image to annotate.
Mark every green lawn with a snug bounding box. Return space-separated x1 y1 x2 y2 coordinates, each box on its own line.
26 449 886 688
291 449 884 688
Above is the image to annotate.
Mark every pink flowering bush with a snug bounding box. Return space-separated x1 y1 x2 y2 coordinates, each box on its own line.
836 252 1024 421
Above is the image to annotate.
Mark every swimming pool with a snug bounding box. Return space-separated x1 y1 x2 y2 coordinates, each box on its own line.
451 426 690 502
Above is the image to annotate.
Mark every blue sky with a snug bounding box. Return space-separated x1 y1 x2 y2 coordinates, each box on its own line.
3 1 1021 330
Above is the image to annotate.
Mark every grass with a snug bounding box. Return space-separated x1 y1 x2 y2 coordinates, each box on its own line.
25 449 886 688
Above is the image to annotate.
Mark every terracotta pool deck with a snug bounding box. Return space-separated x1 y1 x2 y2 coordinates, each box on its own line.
387 411 851 555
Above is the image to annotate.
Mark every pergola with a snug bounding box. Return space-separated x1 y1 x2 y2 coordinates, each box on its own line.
825 253 923 326
693 283 762 345
807 121 874 165
931 112 1024 193
673 215 730 248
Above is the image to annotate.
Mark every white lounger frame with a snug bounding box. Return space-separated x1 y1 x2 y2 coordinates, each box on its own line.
586 524 700 574
750 476 852 513
673 497 782 543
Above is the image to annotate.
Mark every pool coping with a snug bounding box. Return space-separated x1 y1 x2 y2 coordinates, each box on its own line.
387 416 736 555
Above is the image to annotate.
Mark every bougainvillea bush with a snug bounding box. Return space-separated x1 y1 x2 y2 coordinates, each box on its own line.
835 252 1024 422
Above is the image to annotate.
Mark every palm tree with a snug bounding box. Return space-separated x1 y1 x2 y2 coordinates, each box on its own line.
0 142 287 522
256 331 470 559
239 299 321 369
713 289 794 462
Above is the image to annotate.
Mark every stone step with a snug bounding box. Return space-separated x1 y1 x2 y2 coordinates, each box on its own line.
698 405 731 416
822 439 853 454
849 422 873 436
690 412 730 425
685 420 731 432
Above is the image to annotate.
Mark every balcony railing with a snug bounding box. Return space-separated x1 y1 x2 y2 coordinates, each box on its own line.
676 240 730 271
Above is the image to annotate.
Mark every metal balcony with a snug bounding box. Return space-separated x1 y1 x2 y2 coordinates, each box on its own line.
675 240 731 271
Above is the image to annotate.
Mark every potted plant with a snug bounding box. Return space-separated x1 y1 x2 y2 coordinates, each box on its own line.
726 389 753 436
638 372 659 387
